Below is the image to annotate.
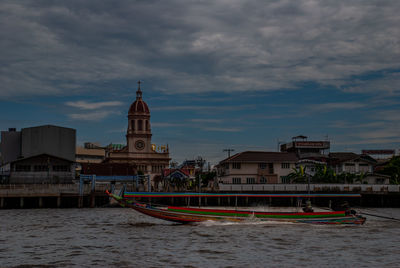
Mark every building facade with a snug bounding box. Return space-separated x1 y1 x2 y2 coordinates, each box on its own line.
281 135 330 176
329 152 376 174
106 83 170 183
217 151 298 184
76 142 106 164
0 125 76 183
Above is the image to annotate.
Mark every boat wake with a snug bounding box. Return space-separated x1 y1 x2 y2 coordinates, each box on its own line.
197 219 296 227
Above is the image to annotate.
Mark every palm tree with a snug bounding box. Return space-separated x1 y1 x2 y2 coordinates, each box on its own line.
312 164 337 183
354 173 366 184
287 166 307 183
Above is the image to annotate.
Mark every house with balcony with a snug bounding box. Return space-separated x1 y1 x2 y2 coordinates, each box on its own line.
217 151 298 184
329 152 376 174
328 152 389 184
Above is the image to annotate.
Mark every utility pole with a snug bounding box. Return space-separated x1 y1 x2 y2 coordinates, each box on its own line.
196 156 205 207
223 149 234 158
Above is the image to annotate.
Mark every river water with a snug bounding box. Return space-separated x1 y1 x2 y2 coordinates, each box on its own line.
1 207 400 267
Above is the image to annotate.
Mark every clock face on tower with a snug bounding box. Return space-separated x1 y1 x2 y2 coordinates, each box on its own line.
135 140 145 150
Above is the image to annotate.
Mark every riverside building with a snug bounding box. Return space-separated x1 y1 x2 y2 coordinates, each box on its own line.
280 135 330 176
0 125 76 183
217 151 298 184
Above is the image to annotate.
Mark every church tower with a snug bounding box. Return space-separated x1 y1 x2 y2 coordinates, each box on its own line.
106 81 170 183
127 81 152 153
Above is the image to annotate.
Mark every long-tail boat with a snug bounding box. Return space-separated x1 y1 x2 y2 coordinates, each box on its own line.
106 191 366 225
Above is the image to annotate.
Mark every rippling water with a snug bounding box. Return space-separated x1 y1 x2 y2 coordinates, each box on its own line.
1 207 400 267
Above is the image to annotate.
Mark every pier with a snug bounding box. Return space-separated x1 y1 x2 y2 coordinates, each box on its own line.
1 183 400 208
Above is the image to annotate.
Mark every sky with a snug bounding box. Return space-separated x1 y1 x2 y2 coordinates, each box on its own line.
1 0 400 165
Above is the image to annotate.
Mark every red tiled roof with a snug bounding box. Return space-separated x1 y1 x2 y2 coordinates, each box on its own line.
163 168 191 177
329 152 359 162
220 151 298 163
129 100 150 114
329 152 377 164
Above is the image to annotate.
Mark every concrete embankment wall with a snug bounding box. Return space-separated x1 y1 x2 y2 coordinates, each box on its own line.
0 184 111 209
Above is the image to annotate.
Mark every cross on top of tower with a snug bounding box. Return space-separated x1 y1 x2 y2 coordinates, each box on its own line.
136 80 143 99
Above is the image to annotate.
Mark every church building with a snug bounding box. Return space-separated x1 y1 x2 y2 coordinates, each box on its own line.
105 82 171 182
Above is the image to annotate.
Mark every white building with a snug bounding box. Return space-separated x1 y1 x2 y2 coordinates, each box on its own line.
217 151 298 184
329 153 376 174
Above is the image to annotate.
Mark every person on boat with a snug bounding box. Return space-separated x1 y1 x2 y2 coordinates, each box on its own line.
303 200 314 213
338 201 357 216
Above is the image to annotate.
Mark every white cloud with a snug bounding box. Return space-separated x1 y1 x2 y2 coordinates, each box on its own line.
65 100 123 110
68 111 119 121
371 110 400 122
151 122 185 127
152 105 252 112
331 121 386 129
202 127 242 132
311 102 367 111
190 119 222 123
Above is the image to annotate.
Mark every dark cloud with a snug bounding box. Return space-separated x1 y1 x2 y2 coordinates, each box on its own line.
1 0 399 98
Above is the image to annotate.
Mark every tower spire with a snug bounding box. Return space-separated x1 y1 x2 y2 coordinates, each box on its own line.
136 80 142 99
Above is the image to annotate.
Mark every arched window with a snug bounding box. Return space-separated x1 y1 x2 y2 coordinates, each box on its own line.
131 120 135 131
146 120 149 131
138 119 143 131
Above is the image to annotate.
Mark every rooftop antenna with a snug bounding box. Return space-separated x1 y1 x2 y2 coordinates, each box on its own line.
223 149 234 158
277 139 285 152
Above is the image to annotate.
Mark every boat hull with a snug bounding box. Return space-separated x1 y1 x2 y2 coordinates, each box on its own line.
108 193 366 225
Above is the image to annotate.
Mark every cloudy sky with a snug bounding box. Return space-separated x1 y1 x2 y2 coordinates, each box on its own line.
1 0 399 164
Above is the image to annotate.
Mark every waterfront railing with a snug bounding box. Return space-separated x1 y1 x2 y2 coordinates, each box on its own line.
218 183 400 193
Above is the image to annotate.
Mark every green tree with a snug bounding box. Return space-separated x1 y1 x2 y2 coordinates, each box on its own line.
376 156 400 184
286 166 307 183
312 164 337 183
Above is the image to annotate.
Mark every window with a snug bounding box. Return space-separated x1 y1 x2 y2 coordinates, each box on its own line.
53 165 69 172
260 176 267 184
34 165 49 172
138 119 143 131
152 165 163 173
138 165 146 172
281 176 291 184
232 163 241 169
359 163 370 173
376 178 385 184
259 163 267 169
246 177 255 184
232 177 241 184
15 165 31 172
268 163 274 174
281 163 290 169
131 120 135 131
